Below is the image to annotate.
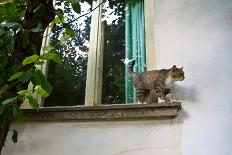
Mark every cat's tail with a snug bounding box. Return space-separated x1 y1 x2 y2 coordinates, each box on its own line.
128 60 136 77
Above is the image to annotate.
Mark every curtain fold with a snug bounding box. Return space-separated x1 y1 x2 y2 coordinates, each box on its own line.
125 0 146 103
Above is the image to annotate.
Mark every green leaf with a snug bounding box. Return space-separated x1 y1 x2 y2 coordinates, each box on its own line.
34 85 49 97
64 26 75 38
40 53 62 64
31 69 52 95
31 23 43 33
13 106 25 122
26 95 39 110
53 17 63 24
71 2 81 14
3 22 18 28
67 0 76 3
18 68 35 83
55 8 64 20
18 10 26 17
42 44 55 52
60 35 70 43
17 90 28 96
35 60 45 65
22 55 39 66
12 129 18 143
43 80 52 95
8 72 23 81
2 96 17 107
51 23 57 33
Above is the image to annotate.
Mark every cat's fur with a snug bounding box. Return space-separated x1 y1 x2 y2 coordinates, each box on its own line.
128 60 185 103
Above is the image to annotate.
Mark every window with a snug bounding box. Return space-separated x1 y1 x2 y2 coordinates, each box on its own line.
21 0 182 121
21 0 156 109
44 1 92 106
84 0 154 106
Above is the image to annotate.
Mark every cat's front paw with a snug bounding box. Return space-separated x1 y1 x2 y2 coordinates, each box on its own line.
158 98 165 103
138 101 147 104
165 93 172 100
165 93 176 103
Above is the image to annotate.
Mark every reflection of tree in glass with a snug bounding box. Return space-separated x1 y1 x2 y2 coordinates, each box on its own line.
44 2 91 106
44 0 126 106
102 0 125 104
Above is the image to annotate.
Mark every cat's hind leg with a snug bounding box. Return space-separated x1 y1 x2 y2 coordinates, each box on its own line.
136 89 149 104
134 81 149 104
153 82 166 103
137 94 146 104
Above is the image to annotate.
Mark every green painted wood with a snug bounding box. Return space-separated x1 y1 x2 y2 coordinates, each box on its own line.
125 0 146 103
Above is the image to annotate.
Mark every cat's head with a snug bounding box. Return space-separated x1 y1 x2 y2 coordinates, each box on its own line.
169 65 185 81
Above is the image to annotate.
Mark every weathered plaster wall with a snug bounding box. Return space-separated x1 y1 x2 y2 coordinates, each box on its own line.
154 0 232 154
2 0 232 155
3 120 181 155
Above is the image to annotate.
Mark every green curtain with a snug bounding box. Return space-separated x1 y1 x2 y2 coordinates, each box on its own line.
125 0 146 103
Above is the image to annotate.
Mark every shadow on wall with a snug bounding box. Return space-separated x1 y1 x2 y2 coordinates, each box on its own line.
172 84 198 103
172 84 198 119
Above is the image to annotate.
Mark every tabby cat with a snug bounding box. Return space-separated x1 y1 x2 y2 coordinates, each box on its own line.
128 60 185 103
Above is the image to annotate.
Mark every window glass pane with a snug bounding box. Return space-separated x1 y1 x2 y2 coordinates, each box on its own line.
102 0 125 104
44 2 92 106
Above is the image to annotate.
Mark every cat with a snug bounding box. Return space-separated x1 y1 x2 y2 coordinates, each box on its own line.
128 60 185 103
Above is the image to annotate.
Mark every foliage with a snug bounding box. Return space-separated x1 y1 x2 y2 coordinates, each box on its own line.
0 0 95 150
101 0 125 104
44 1 91 106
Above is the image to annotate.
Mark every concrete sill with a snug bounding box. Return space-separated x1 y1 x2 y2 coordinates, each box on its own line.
23 102 182 122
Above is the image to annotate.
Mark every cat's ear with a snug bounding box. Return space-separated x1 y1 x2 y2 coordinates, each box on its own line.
180 67 184 70
172 65 177 69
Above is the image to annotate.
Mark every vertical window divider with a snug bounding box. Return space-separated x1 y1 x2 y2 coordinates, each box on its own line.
94 21 105 105
85 0 104 106
144 0 156 71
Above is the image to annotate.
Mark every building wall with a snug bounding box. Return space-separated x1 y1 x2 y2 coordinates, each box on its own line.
2 120 181 155
3 0 232 154
154 0 232 154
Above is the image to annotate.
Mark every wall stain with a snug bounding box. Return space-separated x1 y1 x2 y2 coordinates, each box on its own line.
112 145 180 155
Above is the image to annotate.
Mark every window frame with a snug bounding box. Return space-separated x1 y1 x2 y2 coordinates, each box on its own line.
21 0 156 108
20 0 182 121
85 0 157 106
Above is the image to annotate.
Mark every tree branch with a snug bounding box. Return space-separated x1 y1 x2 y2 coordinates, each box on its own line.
43 0 106 39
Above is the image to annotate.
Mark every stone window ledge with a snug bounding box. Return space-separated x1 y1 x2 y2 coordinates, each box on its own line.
23 102 181 122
